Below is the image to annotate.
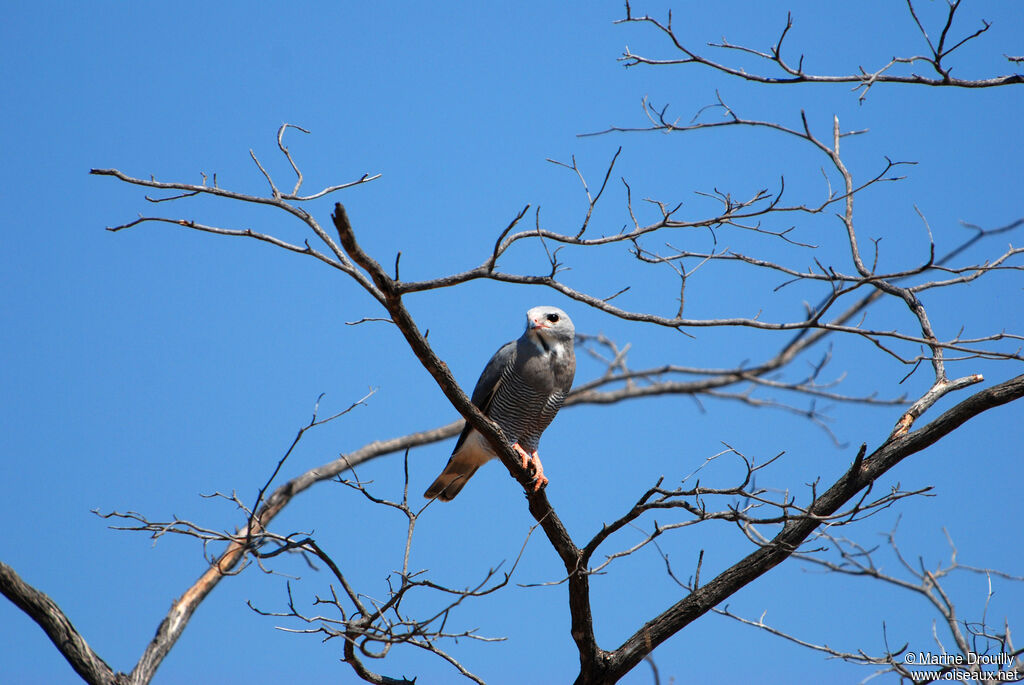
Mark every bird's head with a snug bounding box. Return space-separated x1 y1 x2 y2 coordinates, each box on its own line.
525 306 574 346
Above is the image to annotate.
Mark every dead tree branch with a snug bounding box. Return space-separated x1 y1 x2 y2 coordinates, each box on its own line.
708 525 1024 681
0 562 119 685
592 374 1024 683
617 1 1023 101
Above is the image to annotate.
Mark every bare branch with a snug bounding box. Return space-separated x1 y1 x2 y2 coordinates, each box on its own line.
616 3 1022 101
714 523 1024 680
597 373 1024 681
0 562 119 685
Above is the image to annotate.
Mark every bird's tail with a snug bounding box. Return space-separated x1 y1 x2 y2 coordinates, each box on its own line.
423 459 479 501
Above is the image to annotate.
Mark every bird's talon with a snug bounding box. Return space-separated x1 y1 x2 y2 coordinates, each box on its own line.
527 451 547 492
512 442 532 469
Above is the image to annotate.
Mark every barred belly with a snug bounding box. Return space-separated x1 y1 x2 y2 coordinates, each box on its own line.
489 366 562 452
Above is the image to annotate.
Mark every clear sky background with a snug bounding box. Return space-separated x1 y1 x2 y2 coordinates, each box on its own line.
2 2 1022 683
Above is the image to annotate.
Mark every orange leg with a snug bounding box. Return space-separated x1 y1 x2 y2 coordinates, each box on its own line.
529 451 548 491
512 442 531 469
511 443 548 491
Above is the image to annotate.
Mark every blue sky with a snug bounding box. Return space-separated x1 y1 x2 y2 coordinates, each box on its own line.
2 2 1023 683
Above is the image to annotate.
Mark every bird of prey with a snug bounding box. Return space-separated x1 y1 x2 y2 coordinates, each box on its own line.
424 305 576 501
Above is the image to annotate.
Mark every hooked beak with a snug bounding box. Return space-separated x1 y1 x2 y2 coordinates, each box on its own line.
528 318 552 352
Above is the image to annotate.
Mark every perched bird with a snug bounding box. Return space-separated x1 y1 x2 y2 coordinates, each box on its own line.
424 305 576 501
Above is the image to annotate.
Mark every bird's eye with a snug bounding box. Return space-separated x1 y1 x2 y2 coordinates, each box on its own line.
546 313 559 323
